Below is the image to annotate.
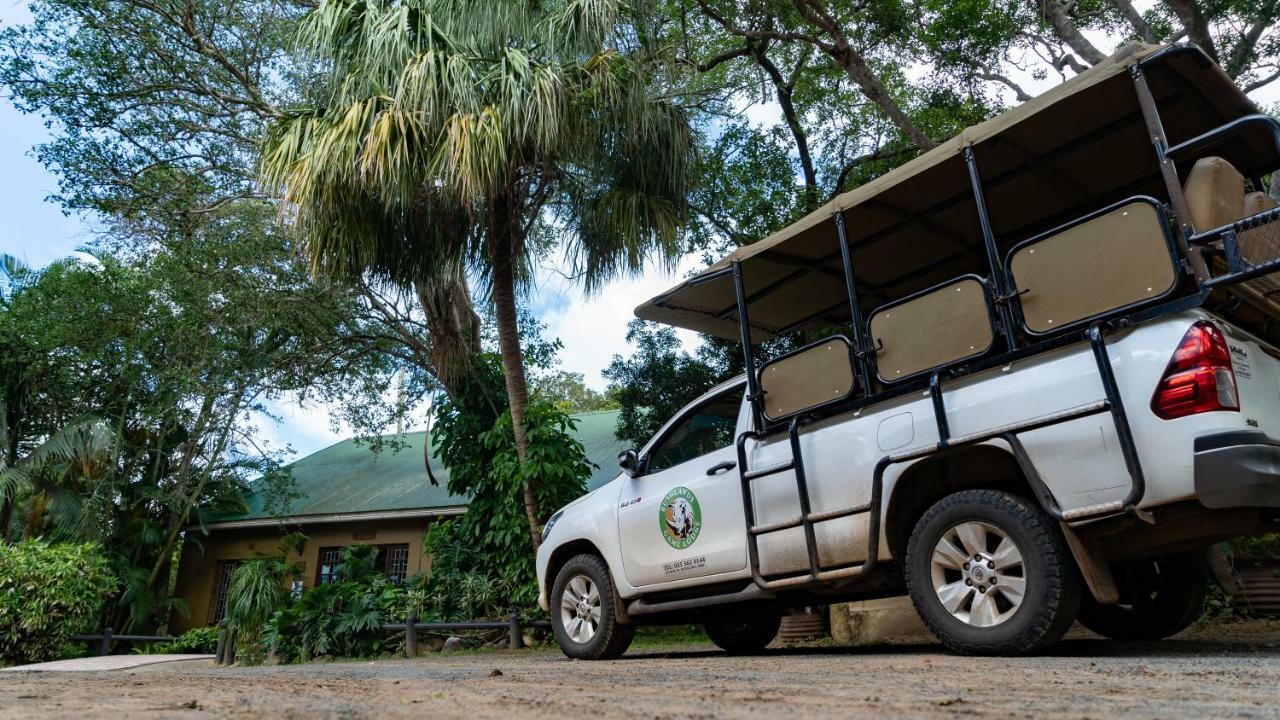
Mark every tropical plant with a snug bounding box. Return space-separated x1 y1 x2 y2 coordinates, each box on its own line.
143 626 221 655
0 540 116 665
259 0 696 549
262 545 410 662
425 393 592 618
0 418 119 540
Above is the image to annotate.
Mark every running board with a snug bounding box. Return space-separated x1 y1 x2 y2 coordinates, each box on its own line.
625 584 775 617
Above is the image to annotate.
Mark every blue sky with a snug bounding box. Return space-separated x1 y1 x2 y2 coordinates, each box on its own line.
0 1 85 267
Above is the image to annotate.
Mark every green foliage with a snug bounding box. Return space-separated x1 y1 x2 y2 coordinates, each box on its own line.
145 626 220 655
426 396 591 617
0 221 403 632
535 371 619 414
263 546 409 662
603 320 728 448
1228 534 1280 563
0 541 116 664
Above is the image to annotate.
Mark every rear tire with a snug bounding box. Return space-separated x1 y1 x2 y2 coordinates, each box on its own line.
551 554 634 660
905 489 1081 655
704 611 781 654
1077 552 1208 641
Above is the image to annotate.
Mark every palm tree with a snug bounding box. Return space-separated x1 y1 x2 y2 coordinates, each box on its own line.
261 0 694 548
0 417 118 540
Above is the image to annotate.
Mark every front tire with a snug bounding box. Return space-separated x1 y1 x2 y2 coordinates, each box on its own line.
905 489 1081 655
704 611 781 654
1077 552 1208 641
551 554 634 660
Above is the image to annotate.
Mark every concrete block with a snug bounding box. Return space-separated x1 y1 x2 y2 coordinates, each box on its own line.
830 596 935 646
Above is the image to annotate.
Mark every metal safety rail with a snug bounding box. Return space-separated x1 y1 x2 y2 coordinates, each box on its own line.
716 47 1280 592
734 322 1148 591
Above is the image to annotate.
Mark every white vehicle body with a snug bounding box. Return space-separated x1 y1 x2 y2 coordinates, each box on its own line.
539 45 1280 657
538 309 1280 611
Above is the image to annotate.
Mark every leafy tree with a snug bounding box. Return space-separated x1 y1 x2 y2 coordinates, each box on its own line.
917 0 1280 101
603 320 728 448
260 0 696 548
535 371 619 414
0 231 393 631
0 0 483 423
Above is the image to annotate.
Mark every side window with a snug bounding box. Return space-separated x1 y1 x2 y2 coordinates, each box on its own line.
646 387 741 473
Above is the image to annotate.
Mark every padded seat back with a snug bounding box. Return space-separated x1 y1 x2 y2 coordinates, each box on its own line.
1009 200 1176 334
1241 191 1280 298
1242 191 1280 262
1184 156 1245 232
758 338 856 422
869 277 994 382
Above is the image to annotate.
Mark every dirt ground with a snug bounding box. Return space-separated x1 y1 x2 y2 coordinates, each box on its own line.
3 620 1280 720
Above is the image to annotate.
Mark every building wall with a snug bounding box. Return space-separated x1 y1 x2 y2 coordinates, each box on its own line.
171 517 435 634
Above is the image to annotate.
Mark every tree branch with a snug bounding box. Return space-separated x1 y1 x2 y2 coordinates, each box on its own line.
1033 0 1107 65
1162 0 1219 63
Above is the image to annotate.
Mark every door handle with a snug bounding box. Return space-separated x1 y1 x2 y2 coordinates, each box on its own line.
706 460 736 475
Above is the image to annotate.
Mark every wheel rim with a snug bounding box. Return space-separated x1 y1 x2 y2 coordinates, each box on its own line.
930 520 1026 628
559 574 602 644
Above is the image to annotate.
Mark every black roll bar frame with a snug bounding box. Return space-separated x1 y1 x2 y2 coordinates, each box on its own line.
719 44 1278 591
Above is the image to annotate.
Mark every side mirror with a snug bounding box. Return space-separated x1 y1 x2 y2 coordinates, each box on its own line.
618 449 641 477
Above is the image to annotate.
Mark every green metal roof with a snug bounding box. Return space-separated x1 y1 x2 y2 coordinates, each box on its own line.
214 410 628 523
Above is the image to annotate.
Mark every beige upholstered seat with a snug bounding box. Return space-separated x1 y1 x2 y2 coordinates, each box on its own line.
1184 156 1246 233
1183 156 1280 297
869 278 993 382
758 338 856 422
1241 191 1280 297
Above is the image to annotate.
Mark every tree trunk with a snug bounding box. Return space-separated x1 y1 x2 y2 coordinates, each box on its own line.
487 195 543 551
1107 0 1159 44
834 45 935 150
752 45 819 208
418 275 484 403
1163 0 1218 62
1036 0 1108 66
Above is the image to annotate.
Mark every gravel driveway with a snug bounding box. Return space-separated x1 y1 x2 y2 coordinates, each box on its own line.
3 620 1278 720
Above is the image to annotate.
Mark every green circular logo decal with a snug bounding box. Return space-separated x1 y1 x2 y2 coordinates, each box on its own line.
659 486 702 549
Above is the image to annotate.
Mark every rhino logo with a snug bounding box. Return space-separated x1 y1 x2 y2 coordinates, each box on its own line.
659 487 701 549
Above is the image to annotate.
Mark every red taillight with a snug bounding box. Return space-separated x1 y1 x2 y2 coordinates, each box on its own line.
1150 321 1239 419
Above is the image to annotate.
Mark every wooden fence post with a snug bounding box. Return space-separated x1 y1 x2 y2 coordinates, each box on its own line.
224 627 237 666
405 612 418 658
508 613 523 650
215 621 227 664
98 627 113 657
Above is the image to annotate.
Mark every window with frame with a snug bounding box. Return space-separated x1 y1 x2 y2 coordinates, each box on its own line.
207 559 240 625
645 387 741 473
315 544 411 586
316 546 342 586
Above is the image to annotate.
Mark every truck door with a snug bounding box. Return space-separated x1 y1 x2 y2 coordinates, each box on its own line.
616 384 749 588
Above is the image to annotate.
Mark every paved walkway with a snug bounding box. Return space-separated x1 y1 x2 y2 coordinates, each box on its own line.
1 654 214 673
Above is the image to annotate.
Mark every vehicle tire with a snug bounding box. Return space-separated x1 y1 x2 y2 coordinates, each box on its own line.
551 554 634 660
1077 552 1208 641
704 611 782 654
905 489 1081 655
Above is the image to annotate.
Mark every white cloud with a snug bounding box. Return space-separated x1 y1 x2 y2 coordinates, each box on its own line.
532 250 705 390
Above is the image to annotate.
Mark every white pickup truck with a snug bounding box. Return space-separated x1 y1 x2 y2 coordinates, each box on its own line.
537 44 1280 658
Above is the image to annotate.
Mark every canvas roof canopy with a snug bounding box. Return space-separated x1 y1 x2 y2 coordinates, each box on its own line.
637 44 1279 342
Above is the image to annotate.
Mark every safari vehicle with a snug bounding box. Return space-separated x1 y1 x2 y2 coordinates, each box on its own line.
537 43 1280 658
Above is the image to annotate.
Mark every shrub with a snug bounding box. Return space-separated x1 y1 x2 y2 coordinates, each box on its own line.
1230 533 1280 564
0 541 116 665
145 626 220 655
264 546 407 663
